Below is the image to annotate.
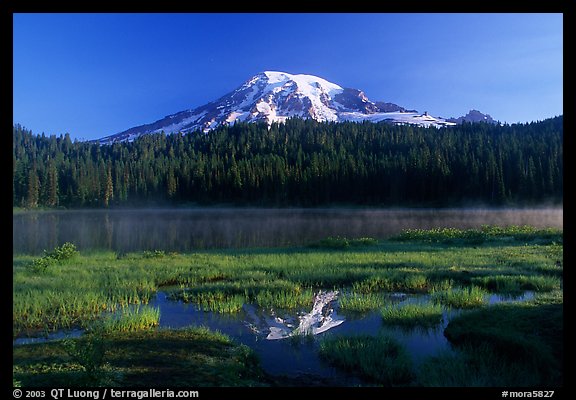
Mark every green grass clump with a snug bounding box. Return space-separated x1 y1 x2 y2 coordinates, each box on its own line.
432 286 488 309
101 306 160 333
319 334 413 386
381 303 444 329
351 273 429 294
28 242 78 273
255 288 313 309
46 242 78 261
339 292 386 313
178 290 245 314
351 277 394 293
471 275 560 293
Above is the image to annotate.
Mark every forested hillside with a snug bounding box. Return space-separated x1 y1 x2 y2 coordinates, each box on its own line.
12 117 563 208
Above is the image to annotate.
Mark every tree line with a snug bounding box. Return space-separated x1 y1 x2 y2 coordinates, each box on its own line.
12 116 563 208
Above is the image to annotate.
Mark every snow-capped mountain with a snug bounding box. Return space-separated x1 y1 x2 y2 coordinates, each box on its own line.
447 109 496 124
98 71 456 144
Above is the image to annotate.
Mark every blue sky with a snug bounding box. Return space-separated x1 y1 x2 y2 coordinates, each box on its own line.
13 13 563 141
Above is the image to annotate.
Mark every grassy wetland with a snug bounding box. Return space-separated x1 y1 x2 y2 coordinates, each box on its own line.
13 224 563 387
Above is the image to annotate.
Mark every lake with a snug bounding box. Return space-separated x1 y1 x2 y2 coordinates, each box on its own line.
13 207 562 254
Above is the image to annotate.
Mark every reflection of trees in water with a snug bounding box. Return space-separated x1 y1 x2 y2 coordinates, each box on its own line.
13 208 563 254
103 213 113 249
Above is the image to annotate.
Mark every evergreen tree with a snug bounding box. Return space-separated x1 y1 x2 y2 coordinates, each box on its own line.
12 117 563 208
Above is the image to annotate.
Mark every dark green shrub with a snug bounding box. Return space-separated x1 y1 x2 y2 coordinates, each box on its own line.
45 242 78 261
28 242 78 273
142 250 166 258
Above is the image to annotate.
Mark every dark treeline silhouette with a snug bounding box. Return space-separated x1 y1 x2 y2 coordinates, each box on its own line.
13 116 563 208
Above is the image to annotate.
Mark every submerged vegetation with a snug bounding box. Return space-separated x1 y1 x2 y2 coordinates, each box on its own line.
13 225 563 386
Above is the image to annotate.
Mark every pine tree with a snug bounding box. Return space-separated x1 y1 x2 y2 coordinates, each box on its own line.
26 167 40 208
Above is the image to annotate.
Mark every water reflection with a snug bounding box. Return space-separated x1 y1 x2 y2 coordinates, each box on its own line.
13 207 563 254
14 289 536 382
244 290 345 340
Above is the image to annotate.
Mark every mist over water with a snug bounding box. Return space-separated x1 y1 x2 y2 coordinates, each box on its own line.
13 207 563 254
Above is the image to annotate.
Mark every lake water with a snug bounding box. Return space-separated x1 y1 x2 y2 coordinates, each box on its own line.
12 207 563 254
14 289 535 385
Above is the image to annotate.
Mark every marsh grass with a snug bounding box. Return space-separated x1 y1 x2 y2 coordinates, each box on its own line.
179 291 246 313
60 332 116 386
13 327 266 387
13 226 562 337
431 286 488 309
471 274 560 293
381 303 444 329
441 293 563 386
319 334 414 386
12 226 563 387
28 242 78 273
418 343 543 387
101 306 160 332
338 292 386 314
392 225 562 245
351 272 429 294
255 288 313 309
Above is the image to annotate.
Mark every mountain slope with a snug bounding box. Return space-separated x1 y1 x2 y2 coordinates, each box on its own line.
98 71 456 144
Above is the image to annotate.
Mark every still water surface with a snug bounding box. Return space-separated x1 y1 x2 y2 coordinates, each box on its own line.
13 207 562 254
14 289 535 385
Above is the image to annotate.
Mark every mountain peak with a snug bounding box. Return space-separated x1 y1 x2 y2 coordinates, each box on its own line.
447 109 496 124
262 71 342 89
97 72 456 144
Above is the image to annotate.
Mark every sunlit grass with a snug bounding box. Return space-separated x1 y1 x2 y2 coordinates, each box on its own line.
176 290 246 313
255 288 313 309
101 306 160 332
339 292 387 314
471 275 560 293
391 225 562 245
13 227 562 336
12 227 563 387
431 286 488 309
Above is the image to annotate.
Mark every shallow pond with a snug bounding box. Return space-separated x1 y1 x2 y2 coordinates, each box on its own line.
13 289 535 384
13 207 563 255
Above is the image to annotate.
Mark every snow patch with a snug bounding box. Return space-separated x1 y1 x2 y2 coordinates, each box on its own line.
265 290 345 340
99 71 457 143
